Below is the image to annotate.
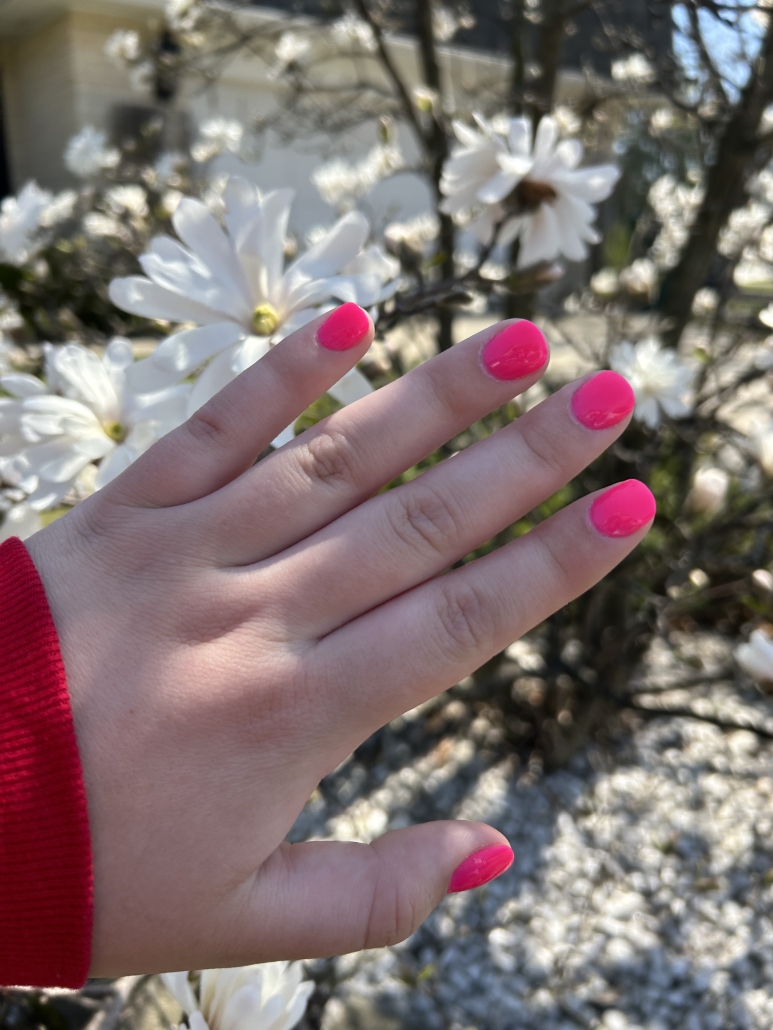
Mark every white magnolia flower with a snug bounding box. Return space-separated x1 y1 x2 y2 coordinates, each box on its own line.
109 177 398 444
105 28 141 66
610 338 694 428
650 107 676 135
1 340 190 510
384 212 439 255
590 267 620 297
439 113 619 267
718 201 770 258
192 118 244 163
692 287 719 318
611 53 656 85
65 127 120 179
331 12 377 51
166 0 203 31
313 143 404 212
0 182 52 265
686 466 729 516
433 5 460 41
735 629 773 684
619 257 658 299
40 190 78 228
83 212 131 243
553 105 582 137
271 32 310 77
162 964 313 1030
106 185 149 218
648 175 704 270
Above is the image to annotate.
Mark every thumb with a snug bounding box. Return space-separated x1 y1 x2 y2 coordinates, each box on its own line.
227 822 513 963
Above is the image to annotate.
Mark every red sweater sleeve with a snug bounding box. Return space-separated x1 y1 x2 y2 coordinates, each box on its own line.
0 536 93 987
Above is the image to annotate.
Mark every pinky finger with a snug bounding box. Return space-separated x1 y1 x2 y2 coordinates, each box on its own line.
316 480 656 744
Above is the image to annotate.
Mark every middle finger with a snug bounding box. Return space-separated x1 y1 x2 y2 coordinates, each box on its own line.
209 318 549 565
264 370 635 637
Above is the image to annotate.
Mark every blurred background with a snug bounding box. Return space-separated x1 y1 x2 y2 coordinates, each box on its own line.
1 2 773 1028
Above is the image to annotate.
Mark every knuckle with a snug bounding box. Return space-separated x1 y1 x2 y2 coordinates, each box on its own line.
434 580 496 657
517 418 568 482
296 427 360 488
388 484 461 556
364 876 422 949
535 531 574 589
184 403 229 448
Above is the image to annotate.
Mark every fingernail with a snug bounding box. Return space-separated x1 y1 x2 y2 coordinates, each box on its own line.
589 480 656 538
316 303 371 351
571 371 635 430
481 320 549 381
447 844 514 894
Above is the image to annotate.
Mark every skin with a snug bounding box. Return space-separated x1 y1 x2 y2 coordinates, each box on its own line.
26 310 650 976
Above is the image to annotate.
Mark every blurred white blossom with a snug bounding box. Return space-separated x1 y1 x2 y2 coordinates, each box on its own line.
439 113 619 267
384 212 439 255
106 185 149 218
155 152 187 186
271 32 310 77
83 212 131 243
331 12 377 51
192 118 245 163
692 287 719 318
105 29 141 66
162 964 313 1030
619 258 658 299
130 60 156 95
686 466 729 516
610 338 694 428
0 183 52 265
611 53 656 85
735 629 773 684
110 176 398 442
718 201 770 258
313 143 404 212
650 108 676 135
166 0 204 32
412 86 439 113
65 127 120 179
590 268 620 298
648 175 705 269
0 340 190 510
553 105 582 137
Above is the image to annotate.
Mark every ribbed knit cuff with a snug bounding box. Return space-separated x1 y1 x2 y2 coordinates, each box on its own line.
0 536 93 987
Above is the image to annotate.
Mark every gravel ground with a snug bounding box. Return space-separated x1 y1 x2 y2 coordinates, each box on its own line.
287 632 773 1030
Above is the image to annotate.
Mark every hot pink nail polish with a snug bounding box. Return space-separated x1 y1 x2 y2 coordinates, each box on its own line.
481 321 549 381
589 480 656 538
316 303 371 351
571 371 635 430
447 844 514 894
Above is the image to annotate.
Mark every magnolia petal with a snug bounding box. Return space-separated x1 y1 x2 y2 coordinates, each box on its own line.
477 169 520 205
0 373 47 399
290 210 370 280
93 443 138 490
186 346 242 417
533 116 559 161
52 344 121 423
327 366 373 406
507 116 533 156
219 985 263 1030
172 198 252 307
127 322 245 394
271 422 296 449
110 276 226 326
141 240 251 325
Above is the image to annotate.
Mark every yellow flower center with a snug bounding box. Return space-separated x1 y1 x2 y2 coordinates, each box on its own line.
103 421 127 443
251 303 280 336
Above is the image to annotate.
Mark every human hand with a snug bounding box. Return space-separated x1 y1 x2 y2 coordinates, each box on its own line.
26 304 651 976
